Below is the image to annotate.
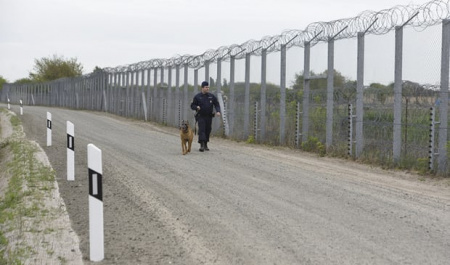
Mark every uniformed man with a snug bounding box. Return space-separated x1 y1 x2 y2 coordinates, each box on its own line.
190 81 221 152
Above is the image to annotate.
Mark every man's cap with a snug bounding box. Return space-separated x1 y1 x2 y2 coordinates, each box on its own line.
201 81 209 87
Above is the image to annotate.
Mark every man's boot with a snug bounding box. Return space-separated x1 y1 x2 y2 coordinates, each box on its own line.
199 141 205 152
204 142 209 151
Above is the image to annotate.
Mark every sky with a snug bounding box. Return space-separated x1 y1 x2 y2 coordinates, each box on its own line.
0 0 436 84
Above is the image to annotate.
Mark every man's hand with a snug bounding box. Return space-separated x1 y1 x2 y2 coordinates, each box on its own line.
216 112 221 117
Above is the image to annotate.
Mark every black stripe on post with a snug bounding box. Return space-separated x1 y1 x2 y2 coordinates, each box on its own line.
47 120 52 129
67 134 74 151
89 168 103 201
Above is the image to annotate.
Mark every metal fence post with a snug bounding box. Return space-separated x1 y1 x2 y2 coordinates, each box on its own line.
229 55 235 136
356 31 365 158
438 19 450 174
253 101 259 141
295 101 302 148
184 63 189 121
348 104 354 156
326 37 335 150
260 48 267 142
393 26 403 163
162 98 167 125
204 60 210 83
175 64 180 125
280 44 287 145
244 53 251 140
167 66 173 126
153 67 158 121
429 107 438 170
302 41 311 143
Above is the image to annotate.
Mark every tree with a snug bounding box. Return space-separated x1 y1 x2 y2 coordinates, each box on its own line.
0 75 7 91
366 82 391 104
29 54 83 82
291 69 347 90
93 66 104 74
223 78 228 88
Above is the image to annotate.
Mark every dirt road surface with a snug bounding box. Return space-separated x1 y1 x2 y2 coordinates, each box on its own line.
7 104 450 264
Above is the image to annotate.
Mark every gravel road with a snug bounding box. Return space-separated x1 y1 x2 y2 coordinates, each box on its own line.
8 104 450 265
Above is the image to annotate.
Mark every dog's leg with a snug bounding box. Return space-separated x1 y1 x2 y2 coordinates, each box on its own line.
182 140 186 155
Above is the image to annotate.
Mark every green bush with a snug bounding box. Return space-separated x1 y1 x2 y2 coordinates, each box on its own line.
246 135 255 144
415 157 430 175
317 141 326 157
302 136 326 156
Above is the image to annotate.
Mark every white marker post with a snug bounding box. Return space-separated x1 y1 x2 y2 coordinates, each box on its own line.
47 112 52 146
67 121 75 181
19 99 23 115
88 144 104 262
7 98 10 110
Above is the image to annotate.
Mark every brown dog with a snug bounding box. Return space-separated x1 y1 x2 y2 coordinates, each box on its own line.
180 120 194 155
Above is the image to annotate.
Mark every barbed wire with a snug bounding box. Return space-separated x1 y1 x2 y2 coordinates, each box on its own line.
103 0 450 74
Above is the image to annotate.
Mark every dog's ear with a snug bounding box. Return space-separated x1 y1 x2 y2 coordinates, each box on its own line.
186 120 189 125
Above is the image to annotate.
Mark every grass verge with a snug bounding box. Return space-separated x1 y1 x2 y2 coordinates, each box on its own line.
0 109 58 264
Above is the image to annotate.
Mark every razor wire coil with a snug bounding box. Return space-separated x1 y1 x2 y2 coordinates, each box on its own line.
98 1 450 74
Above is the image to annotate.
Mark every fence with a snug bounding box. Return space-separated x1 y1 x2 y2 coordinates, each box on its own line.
1 0 450 175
